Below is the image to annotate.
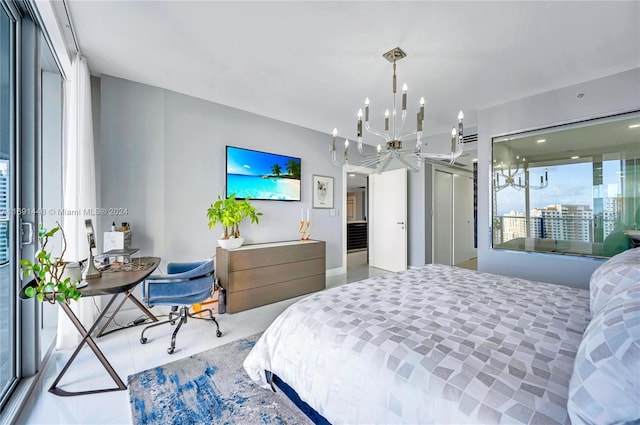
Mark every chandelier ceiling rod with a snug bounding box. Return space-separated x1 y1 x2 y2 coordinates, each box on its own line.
331 47 465 173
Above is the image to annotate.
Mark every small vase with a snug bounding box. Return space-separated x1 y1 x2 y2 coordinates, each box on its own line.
218 237 244 250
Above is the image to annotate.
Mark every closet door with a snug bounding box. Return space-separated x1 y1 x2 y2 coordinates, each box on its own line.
434 170 453 265
453 174 475 264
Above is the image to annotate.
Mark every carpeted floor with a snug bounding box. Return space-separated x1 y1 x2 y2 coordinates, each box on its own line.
128 333 312 425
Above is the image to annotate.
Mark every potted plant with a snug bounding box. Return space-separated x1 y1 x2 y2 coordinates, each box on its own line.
19 223 83 304
207 193 262 249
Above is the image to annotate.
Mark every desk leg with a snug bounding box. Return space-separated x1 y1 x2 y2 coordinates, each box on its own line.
96 289 159 338
49 295 127 396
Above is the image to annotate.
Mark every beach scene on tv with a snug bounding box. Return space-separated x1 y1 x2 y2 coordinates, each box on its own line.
226 146 301 201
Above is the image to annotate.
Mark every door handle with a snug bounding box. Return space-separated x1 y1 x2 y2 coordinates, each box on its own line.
396 222 405 225
21 222 33 245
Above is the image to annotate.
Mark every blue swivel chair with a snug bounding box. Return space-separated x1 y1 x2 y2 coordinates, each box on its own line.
140 258 222 354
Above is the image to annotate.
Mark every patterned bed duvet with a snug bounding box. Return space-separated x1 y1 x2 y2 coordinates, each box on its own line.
243 264 591 424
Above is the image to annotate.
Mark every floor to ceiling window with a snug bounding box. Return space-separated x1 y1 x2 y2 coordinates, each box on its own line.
0 0 17 410
0 1 65 415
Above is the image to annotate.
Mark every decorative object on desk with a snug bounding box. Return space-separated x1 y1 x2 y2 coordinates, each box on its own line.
82 219 101 279
207 193 262 249
19 223 83 304
128 333 312 425
312 175 334 209
299 208 311 240
330 47 464 174
103 260 155 273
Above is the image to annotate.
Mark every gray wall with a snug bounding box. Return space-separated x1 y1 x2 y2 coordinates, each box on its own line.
477 68 640 289
97 75 342 269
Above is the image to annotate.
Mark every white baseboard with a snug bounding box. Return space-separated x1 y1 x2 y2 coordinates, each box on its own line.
326 267 345 277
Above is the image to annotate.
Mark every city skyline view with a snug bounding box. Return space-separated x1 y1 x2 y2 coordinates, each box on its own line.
495 161 625 216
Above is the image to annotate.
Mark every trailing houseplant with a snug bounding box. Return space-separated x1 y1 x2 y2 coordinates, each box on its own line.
207 193 262 249
20 223 82 304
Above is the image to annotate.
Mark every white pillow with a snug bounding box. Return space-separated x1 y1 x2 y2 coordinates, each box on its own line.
568 291 640 425
590 247 640 315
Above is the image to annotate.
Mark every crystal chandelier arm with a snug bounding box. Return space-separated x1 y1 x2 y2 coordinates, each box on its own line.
404 129 419 139
530 169 549 190
396 153 419 172
364 120 390 141
396 109 408 139
416 131 423 153
331 149 343 167
417 129 463 164
499 163 521 178
418 151 460 161
376 154 394 174
360 155 386 168
493 173 511 191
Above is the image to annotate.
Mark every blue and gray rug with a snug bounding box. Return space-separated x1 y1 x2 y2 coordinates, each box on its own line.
128 333 312 425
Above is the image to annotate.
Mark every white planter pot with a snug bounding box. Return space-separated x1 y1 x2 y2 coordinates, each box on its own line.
218 237 244 250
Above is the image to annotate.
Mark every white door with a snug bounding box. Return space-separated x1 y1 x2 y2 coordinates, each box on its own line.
434 170 453 265
453 174 476 264
369 168 407 272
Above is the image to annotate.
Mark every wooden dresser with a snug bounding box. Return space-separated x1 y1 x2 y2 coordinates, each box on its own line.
216 240 326 313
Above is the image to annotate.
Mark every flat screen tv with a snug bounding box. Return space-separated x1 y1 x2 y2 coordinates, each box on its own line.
226 146 301 201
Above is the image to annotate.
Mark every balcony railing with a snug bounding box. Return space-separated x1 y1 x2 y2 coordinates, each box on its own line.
493 215 631 258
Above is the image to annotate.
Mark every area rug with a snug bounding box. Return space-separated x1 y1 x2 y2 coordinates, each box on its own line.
128 333 312 425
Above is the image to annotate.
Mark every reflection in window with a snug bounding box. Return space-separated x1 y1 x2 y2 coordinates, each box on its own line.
492 111 640 258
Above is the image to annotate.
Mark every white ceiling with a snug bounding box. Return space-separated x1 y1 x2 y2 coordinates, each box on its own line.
62 1 639 141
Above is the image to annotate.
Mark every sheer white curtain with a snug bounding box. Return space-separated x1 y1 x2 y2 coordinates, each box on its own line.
56 54 100 350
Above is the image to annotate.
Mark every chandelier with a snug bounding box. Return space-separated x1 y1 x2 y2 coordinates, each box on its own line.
494 156 549 191
331 47 464 173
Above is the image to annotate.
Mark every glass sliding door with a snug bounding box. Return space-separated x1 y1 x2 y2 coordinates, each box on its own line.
0 1 65 414
0 1 17 409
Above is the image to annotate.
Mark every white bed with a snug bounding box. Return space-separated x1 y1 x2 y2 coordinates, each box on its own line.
244 251 640 424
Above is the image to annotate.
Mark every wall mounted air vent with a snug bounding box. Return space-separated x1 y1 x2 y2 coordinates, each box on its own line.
463 133 478 144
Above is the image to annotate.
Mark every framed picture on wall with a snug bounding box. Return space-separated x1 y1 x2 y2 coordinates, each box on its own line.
312 175 334 209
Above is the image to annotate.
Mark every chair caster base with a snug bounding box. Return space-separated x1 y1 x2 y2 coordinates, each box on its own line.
140 337 147 344
167 347 175 354
216 330 222 337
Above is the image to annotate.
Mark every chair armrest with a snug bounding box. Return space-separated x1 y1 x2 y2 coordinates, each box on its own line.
167 261 207 274
144 269 215 284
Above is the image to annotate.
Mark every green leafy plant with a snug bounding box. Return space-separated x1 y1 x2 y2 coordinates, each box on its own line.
207 194 262 239
20 223 82 304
